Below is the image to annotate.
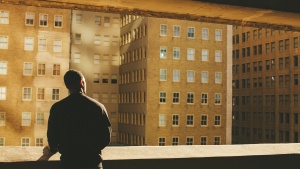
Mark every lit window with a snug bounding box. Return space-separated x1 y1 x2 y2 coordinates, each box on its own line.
172 92 180 104
111 93 118 103
95 16 101 26
0 87 6 100
39 14 48 27
202 28 209 40
0 36 8 49
214 115 221 126
159 92 166 103
103 35 110 46
160 46 167 59
215 50 222 62
200 136 207 145
160 24 167 36
215 93 221 105
93 92 99 101
24 37 34 51
201 71 208 83
159 114 166 127
35 138 43 147
173 69 180 82
187 92 194 104
0 61 7 75
53 64 60 76
104 17 110 27
215 72 222 83
0 11 9 24
173 26 180 37
102 92 109 103
201 93 208 105
37 63 46 76
173 47 180 59
36 113 44 125
76 14 82 24
172 114 179 126
37 88 45 100
25 12 35 26
187 27 194 38
23 87 32 101
38 39 47 51
202 49 209 61
21 137 30 146
94 54 100 64
74 53 80 63
160 69 167 81
112 17 119 28
23 62 33 76
0 112 5 126
187 48 195 60
215 29 222 41
94 73 99 83
22 112 31 126
201 115 207 126
54 15 63 28
52 89 59 100
53 40 62 52
187 70 195 82
186 137 193 145
158 137 165 146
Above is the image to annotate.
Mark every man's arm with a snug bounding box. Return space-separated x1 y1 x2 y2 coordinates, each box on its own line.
47 104 60 153
98 107 112 151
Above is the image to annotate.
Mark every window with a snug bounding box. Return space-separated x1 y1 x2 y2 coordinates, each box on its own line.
24 37 34 51
0 11 9 24
25 12 34 26
173 69 180 82
76 14 82 24
186 115 194 126
172 114 179 126
23 62 33 75
102 93 109 103
52 89 59 100
201 115 207 126
294 55 298 67
285 39 290 50
158 137 165 146
160 24 167 36
187 70 195 82
279 40 283 51
187 48 195 60
187 92 194 104
186 137 193 145
38 39 47 51
36 138 43 147
0 36 8 49
23 87 32 100
95 16 101 26
187 27 194 38
74 53 80 63
94 73 99 83
160 69 167 81
111 74 118 84
93 54 100 64
172 137 179 145
173 47 180 59
53 40 62 52
214 115 221 126
200 136 207 145
75 33 81 44
93 93 99 101
21 138 30 147
37 88 45 100
201 71 208 83
215 72 221 83
0 87 6 100
214 136 221 145
285 57 290 69
103 17 110 27
271 42 275 53
202 28 209 40
215 93 221 105
39 14 48 27
0 112 5 126
160 46 167 59
294 37 299 48
53 64 60 76
159 92 166 103
102 74 109 83
159 114 166 127
54 15 63 28
215 29 222 41
172 92 180 104
173 26 180 37
202 49 209 61
294 74 298 85
215 50 222 62
201 93 208 105
22 112 31 126
36 113 44 125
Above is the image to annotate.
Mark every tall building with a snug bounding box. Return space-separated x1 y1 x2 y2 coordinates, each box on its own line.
70 10 120 144
119 15 232 146
0 4 70 146
232 26 300 144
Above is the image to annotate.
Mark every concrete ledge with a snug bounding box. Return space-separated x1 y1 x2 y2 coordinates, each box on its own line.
1 144 300 169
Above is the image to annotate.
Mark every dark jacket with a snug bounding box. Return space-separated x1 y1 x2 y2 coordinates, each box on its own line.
47 92 111 168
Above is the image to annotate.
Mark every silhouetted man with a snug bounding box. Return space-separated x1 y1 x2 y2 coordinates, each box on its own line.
45 69 111 169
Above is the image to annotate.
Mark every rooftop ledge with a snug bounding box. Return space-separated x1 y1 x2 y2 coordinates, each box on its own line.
1 144 300 169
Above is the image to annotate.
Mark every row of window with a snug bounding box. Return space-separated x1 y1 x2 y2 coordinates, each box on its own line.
120 69 146 84
93 73 118 84
118 132 145 146
0 10 63 28
120 25 147 46
160 47 223 62
119 92 146 104
0 137 44 147
0 87 60 101
75 13 119 28
0 36 63 52
73 33 119 46
158 136 222 146
120 15 141 27
0 112 45 127
118 112 145 125
92 92 118 104
120 46 147 65
160 24 223 41
158 114 222 127
73 53 119 65
232 94 299 107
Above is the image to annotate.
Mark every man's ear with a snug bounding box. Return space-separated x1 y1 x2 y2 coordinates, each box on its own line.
80 80 84 88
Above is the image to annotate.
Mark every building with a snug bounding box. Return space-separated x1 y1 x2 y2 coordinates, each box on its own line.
119 15 232 146
0 4 70 146
69 10 120 144
232 26 300 144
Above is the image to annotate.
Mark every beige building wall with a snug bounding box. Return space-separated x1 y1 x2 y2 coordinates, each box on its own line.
232 26 300 144
119 15 231 146
70 10 120 144
0 4 70 146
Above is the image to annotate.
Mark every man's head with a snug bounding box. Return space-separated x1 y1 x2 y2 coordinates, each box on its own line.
64 69 86 94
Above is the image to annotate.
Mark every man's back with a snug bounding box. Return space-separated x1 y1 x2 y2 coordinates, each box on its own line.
47 92 111 168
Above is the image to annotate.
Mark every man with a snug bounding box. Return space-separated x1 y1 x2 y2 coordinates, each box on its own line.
45 69 111 169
